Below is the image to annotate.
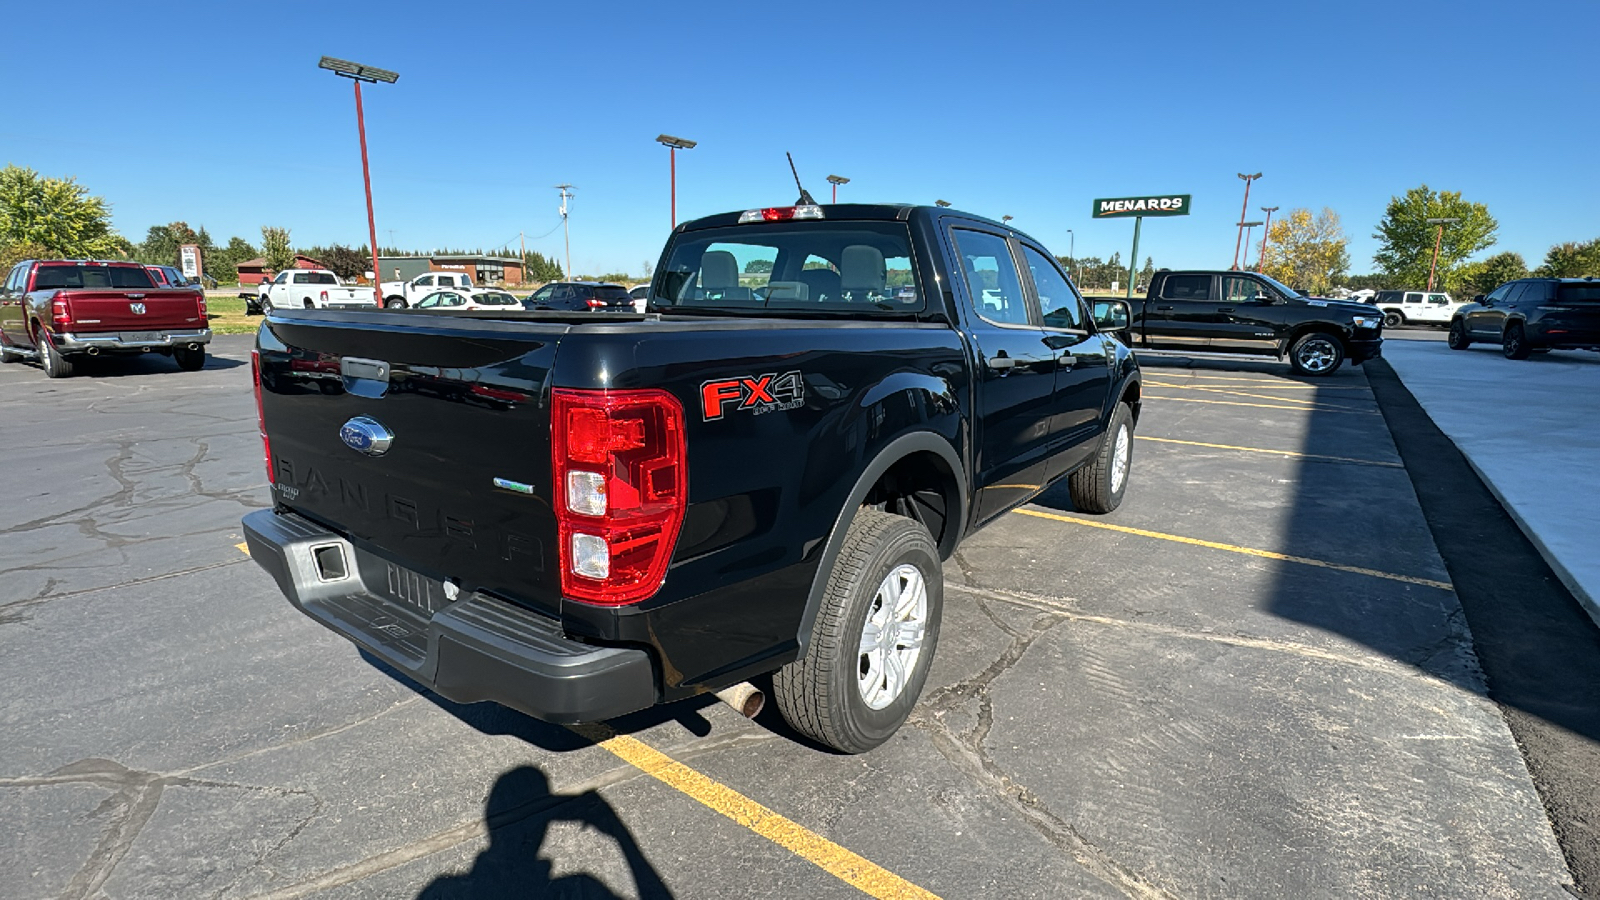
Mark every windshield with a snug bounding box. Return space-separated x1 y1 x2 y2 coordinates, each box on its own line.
1256 273 1307 298
34 264 156 290
474 292 520 306
654 221 922 315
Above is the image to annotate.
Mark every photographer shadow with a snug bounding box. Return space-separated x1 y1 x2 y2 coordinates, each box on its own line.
416 765 673 899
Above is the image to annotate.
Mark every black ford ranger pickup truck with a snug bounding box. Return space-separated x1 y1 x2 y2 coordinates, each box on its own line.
242 203 1142 753
1105 269 1384 376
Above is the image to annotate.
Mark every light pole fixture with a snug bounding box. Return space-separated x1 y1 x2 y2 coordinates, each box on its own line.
1240 221 1263 269
1001 215 1013 226
1425 217 1460 291
1232 172 1262 269
656 134 697 229
318 56 399 290
934 199 951 208
826 174 850 204
1258 206 1279 270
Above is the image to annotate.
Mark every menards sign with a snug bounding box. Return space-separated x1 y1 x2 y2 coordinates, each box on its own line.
1092 194 1192 218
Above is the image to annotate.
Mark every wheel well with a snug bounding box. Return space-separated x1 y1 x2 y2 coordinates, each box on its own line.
1120 379 1142 427
1285 324 1346 353
860 450 962 559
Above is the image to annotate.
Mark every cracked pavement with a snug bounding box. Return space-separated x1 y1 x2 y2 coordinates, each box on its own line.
0 337 1579 898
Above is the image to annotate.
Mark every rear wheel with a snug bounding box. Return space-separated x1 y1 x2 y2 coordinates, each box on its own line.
1447 319 1471 350
37 330 75 379
1383 310 1404 328
1069 402 1133 514
385 297 408 309
173 346 206 371
773 509 942 754
1288 331 1344 376
1502 322 1531 360
303 299 315 309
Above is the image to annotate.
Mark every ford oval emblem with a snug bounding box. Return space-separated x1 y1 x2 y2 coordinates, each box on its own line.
339 416 394 456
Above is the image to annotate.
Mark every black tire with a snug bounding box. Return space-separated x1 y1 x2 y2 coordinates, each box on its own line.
260 295 274 313
1383 310 1404 328
174 346 206 371
1502 322 1531 360
1069 402 1133 514
1447 319 1471 350
385 297 408 309
1288 331 1344 376
37 330 75 379
303 299 315 309
773 509 942 754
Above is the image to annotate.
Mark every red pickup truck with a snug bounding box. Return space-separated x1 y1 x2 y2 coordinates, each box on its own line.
0 260 211 377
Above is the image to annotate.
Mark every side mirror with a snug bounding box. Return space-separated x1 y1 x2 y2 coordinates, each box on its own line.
1253 293 1274 304
1472 294 1485 303
1091 299 1131 331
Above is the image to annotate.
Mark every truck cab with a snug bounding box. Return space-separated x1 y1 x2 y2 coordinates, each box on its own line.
381 272 475 308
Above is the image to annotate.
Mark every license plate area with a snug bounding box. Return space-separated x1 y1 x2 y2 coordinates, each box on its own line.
121 331 163 343
352 545 453 616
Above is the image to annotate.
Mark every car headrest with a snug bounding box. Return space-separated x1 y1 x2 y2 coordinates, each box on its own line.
701 251 738 290
840 245 885 293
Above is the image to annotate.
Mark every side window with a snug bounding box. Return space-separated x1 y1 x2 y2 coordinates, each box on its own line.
1425 293 1449 305
6 264 24 292
416 275 435 288
416 293 439 308
1022 245 1081 329
1403 292 1422 304
443 292 464 307
274 271 290 284
953 229 1031 326
1484 283 1512 304
1222 276 1269 303
530 285 553 303
1161 274 1213 301
1502 283 1530 305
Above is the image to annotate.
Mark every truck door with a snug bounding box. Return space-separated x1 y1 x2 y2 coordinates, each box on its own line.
950 227 1060 524
1017 244 1110 478
1208 275 1285 354
0 264 26 346
1143 273 1223 348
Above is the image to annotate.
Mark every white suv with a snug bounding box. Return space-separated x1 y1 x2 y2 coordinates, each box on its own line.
1368 290 1464 327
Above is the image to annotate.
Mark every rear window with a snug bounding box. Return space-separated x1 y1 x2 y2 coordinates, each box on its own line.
1557 284 1600 303
655 221 921 315
33 264 155 290
475 292 520 306
293 272 339 285
593 286 630 301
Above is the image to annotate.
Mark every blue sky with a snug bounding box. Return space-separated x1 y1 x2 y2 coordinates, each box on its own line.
5 0 1595 277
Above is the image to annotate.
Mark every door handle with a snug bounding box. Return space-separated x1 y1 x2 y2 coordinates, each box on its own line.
986 355 1017 370
1155 305 1173 311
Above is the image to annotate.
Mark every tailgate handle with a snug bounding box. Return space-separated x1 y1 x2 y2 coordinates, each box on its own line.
340 357 391 398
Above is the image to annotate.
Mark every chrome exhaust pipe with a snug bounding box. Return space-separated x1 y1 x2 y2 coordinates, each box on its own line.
188 343 201 351
712 682 765 719
85 346 100 356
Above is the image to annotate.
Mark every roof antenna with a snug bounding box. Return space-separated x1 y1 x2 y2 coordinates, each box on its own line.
787 152 817 206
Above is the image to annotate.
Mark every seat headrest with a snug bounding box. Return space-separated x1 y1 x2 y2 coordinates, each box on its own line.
840 245 885 293
700 251 738 290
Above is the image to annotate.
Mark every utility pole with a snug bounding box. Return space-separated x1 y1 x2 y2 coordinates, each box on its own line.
317 56 399 292
555 184 575 279
1066 229 1075 283
1258 207 1279 271
1425 217 1460 291
519 231 526 285
1232 172 1262 269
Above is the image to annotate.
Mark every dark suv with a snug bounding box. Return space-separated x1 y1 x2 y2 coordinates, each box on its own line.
1449 278 1600 359
523 281 634 312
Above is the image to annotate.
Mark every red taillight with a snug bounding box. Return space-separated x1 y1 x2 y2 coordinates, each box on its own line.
251 350 274 484
586 297 605 308
551 388 686 606
739 205 824 224
51 295 71 329
197 292 208 321
320 290 329 304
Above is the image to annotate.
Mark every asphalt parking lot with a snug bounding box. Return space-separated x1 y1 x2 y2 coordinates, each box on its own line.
0 334 1587 898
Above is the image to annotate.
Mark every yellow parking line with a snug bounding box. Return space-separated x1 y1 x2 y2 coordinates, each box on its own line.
1146 381 1324 406
1135 435 1402 468
1150 382 1367 391
570 723 941 899
236 541 250 556
1013 508 1453 591
1144 393 1378 415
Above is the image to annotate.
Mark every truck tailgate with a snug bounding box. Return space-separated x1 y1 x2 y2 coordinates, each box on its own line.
67 289 205 331
257 313 567 619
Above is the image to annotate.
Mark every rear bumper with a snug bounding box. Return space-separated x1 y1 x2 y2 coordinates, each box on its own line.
1529 322 1600 349
1348 337 1382 364
242 508 658 723
59 329 211 353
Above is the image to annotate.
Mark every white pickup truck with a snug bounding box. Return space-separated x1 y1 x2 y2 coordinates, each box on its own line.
380 272 475 309
258 270 378 311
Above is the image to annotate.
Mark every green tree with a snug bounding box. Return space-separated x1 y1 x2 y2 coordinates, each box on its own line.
1372 185 1497 288
1462 251 1529 296
314 244 370 280
261 226 294 273
1260 207 1350 294
1536 239 1600 278
204 236 257 283
134 221 200 266
743 259 774 274
0 165 121 259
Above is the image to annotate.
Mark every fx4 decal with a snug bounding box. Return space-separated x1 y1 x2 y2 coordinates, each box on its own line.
701 371 805 421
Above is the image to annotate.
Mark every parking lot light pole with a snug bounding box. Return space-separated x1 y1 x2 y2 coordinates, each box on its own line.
1258 206 1279 270
826 174 849 204
1240 221 1263 269
1232 172 1262 269
934 199 951 208
1001 215 1013 226
1425 217 1460 291
1067 229 1075 283
318 57 398 291
656 135 697 229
